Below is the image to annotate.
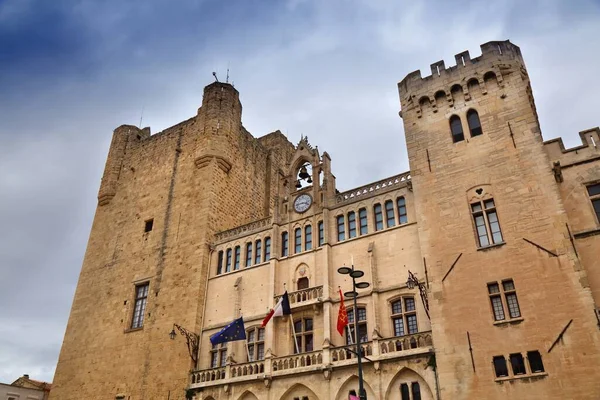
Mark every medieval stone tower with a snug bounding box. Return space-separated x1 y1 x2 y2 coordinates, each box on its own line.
399 40 600 398
50 82 296 399
52 40 600 400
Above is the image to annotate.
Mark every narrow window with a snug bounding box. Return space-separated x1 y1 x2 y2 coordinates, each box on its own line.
144 218 154 233
294 228 302 253
337 215 345 241
318 221 324 246
400 384 410 400
348 211 357 238
359 208 368 235
503 280 521 318
217 251 223 275
385 200 396 228
405 298 418 334
255 240 262 264
471 198 503 247
233 246 240 270
510 353 526 375
131 283 149 329
450 115 465 143
527 351 545 373
293 318 313 353
225 248 232 272
411 382 422 400
305 225 312 251
247 327 265 361
374 204 383 231
245 243 252 267
467 109 483 137
281 232 289 257
264 237 271 262
210 343 227 367
493 356 508 377
587 183 600 223
488 283 505 321
347 307 368 344
397 197 408 224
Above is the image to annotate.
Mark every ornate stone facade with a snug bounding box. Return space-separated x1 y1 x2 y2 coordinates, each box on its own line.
51 40 600 400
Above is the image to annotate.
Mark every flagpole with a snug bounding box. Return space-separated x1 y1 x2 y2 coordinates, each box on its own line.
241 311 251 362
290 312 300 354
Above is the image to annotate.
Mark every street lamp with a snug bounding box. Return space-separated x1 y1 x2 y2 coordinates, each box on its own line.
169 323 200 365
338 263 370 400
406 270 430 319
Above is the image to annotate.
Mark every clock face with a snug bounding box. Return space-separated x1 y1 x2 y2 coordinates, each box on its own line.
294 194 312 213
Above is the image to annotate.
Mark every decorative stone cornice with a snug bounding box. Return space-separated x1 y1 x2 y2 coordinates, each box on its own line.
195 154 232 173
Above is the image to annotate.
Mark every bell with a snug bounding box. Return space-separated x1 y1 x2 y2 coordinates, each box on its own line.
299 166 310 180
307 176 313 184
295 180 302 189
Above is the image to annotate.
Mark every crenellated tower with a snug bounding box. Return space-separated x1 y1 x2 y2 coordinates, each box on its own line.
399 40 600 399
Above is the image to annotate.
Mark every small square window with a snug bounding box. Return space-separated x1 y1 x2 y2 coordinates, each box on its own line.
487 283 500 294
502 280 515 291
144 219 154 232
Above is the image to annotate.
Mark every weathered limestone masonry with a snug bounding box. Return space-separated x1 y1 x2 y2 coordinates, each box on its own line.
52 40 600 400
51 82 295 400
399 40 600 399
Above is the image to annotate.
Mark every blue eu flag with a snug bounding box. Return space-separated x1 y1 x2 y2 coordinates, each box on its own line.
210 317 247 346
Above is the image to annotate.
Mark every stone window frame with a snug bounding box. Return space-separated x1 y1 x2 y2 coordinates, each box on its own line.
245 242 253 268
492 351 546 381
449 114 465 143
225 248 232 273
294 227 302 254
293 317 314 353
358 208 368 235
346 304 368 344
389 296 418 337
487 279 522 323
347 210 357 238
130 281 149 330
246 325 265 361
254 239 262 264
233 245 241 271
264 237 271 262
400 382 422 400
336 214 346 242
470 197 504 248
210 343 227 368
466 108 483 137
317 220 324 246
281 231 289 257
304 225 312 251
585 181 600 225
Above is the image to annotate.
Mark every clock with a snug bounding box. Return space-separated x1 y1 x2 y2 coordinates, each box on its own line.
294 194 313 213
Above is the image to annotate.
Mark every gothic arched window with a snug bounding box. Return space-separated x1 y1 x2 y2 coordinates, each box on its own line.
450 115 464 143
467 109 482 137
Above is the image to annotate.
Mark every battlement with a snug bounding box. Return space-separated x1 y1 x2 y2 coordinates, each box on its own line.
544 127 600 167
398 40 523 97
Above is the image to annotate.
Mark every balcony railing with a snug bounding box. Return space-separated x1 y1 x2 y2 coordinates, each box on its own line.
189 331 433 389
379 331 433 355
272 351 323 373
274 286 323 307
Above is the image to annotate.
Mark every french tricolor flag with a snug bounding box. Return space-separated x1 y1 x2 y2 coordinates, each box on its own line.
261 291 291 327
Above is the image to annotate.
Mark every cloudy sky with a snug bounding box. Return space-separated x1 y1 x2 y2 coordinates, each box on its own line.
1 0 599 384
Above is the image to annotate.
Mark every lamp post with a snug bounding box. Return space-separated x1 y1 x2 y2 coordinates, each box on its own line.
406 270 430 319
338 262 370 400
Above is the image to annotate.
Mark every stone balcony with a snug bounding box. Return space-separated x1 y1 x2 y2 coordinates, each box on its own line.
274 286 324 309
189 331 433 389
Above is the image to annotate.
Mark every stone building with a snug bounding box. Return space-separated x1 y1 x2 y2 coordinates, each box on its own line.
1 374 52 400
50 40 600 400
